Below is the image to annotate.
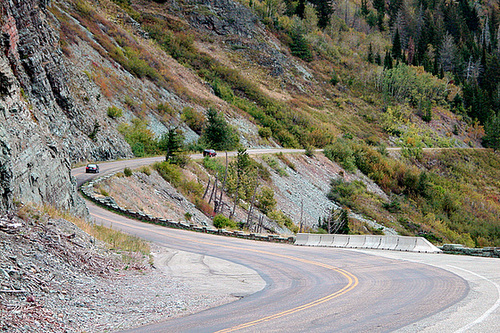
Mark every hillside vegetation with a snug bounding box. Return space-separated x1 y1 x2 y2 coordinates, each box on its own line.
45 0 500 246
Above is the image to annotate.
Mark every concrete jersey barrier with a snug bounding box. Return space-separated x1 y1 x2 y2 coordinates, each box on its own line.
346 235 366 248
364 235 382 249
294 233 442 253
332 234 350 247
318 234 335 247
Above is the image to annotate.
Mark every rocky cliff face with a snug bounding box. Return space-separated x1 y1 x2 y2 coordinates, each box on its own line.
0 0 132 214
0 0 310 215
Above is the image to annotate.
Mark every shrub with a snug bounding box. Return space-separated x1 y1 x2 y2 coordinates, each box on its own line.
180 180 204 198
256 186 276 214
327 179 366 209
324 138 357 172
263 155 288 177
194 197 214 217
157 103 176 115
139 166 151 176
153 161 182 187
258 127 272 139
181 107 205 134
268 210 295 230
118 119 158 156
123 167 132 177
213 214 237 229
107 106 123 119
276 152 296 171
305 145 315 158
376 64 449 105
212 78 235 103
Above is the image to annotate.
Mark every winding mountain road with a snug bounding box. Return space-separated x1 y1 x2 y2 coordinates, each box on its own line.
71 150 500 332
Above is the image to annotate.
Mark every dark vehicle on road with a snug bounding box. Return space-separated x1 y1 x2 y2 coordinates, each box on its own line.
85 164 99 173
203 149 217 157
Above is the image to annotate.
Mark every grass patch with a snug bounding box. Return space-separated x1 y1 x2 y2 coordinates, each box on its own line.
21 204 151 256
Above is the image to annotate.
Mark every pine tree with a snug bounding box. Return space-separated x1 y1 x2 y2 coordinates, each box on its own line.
483 113 500 150
201 108 239 151
384 50 393 69
368 43 374 63
295 0 306 19
290 31 313 62
159 127 185 163
392 29 402 60
315 0 333 29
373 0 386 30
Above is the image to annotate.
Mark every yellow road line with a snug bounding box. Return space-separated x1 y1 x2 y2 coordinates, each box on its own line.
92 211 359 332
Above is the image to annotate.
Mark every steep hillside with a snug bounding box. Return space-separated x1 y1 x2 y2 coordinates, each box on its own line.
1 0 499 247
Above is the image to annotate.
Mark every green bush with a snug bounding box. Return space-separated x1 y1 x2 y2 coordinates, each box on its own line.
107 106 123 119
268 210 295 230
153 161 182 187
324 138 357 172
258 127 272 139
256 186 276 214
327 179 367 209
118 119 158 157
139 166 151 176
376 64 449 105
123 167 132 177
213 214 237 229
157 103 176 116
181 107 205 134
276 152 296 171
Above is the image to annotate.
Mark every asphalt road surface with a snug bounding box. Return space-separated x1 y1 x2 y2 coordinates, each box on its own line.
89 203 470 333
72 151 499 333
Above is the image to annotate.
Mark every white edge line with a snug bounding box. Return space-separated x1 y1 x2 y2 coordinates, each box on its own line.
449 265 500 333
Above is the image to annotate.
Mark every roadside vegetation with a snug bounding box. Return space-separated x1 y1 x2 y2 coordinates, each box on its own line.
52 0 500 246
324 138 500 247
18 204 151 262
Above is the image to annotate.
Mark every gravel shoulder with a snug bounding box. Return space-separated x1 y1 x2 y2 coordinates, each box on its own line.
0 211 265 332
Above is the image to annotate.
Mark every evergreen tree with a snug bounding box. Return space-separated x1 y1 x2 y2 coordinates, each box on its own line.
392 29 402 60
201 108 239 151
290 31 313 62
483 113 500 150
388 0 403 27
159 127 185 163
384 50 393 69
373 0 386 30
315 0 333 29
296 0 306 19
368 43 374 63
361 0 369 16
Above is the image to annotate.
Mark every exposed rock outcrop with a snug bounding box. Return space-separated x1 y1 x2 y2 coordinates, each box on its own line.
0 0 131 214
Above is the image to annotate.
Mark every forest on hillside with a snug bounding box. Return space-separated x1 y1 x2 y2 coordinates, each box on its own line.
244 0 500 149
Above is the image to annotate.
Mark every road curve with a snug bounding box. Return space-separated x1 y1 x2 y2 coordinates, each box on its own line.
72 152 498 332
86 202 468 333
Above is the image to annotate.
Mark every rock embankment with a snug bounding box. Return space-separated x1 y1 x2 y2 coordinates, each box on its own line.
0 0 133 214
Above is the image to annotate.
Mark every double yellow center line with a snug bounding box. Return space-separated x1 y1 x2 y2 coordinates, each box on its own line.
92 211 359 332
